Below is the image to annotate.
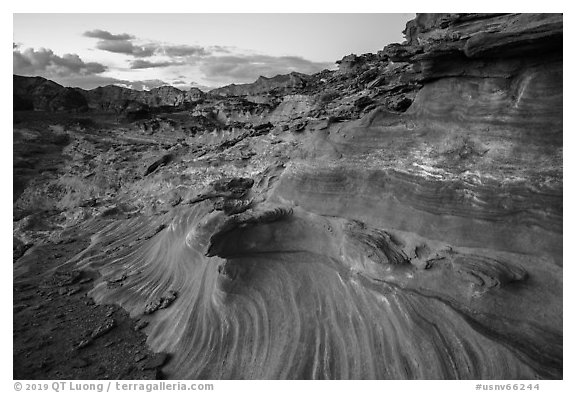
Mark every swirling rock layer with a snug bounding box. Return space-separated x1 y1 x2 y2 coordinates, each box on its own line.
70 197 561 379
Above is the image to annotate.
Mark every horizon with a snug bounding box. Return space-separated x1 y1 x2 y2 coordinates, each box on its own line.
13 70 323 93
13 13 414 91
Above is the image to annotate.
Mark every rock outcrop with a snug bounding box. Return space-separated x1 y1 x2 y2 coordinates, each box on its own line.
13 13 563 380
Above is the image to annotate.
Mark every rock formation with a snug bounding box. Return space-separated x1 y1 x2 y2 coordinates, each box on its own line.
13 13 562 380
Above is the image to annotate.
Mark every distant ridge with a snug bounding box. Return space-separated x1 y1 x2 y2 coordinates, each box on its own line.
209 71 312 97
13 69 318 112
13 74 205 112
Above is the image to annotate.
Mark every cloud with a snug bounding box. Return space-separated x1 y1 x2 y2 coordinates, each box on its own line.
97 41 213 59
84 29 157 57
129 59 184 69
7 46 172 91
199 54 333 84
161 45 210 57
95 40 156 57
113 79 169 91
12 44 184 91
168 79 211 91
83 29 134 41
211 46 231 54
93 39 210 59
13 47 107 77
84 29 216 60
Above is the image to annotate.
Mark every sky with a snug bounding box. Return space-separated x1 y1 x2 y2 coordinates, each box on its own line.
13 13 414 91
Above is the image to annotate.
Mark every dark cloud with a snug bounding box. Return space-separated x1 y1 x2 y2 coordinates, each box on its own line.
161 45 209 57
199 54 333 84
129 59 184 69
94 40 210 59
13 47 107 77
83 29 134 41
84 29 156 57
84 29 215 60
97 41 213 59
95 40 156 57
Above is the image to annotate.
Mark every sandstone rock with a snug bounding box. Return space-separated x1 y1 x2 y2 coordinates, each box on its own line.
13 237 32 262
144 154 172 176
143 290 178 315
142 352 170 370
49 270 82 287
212 177 254 196
134 320 149 331
91 318 117 339
213 198 252 216
135 353 147 363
